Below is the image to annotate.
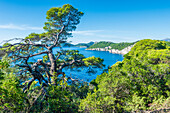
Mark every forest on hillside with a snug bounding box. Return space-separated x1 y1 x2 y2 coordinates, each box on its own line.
88 41 135 50
80 39 170 112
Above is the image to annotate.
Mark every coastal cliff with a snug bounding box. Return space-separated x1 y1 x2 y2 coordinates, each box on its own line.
86 44 134 55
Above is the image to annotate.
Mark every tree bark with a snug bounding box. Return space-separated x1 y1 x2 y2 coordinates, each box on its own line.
48 51 56 74
48 50 57 84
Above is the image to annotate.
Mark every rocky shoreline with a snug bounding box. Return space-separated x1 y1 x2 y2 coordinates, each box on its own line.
86 44 134 55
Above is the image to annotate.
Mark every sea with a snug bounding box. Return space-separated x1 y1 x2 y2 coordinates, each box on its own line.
57 47 124 82
32 47 124 82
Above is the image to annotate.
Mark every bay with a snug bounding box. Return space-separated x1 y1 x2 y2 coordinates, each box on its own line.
31 47 124 82
59 47 124 82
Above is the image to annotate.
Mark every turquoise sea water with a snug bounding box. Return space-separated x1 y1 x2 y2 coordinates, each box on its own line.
60 47 124 82
31 47 124 82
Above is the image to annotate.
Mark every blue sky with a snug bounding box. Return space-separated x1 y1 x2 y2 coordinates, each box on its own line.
0 0 170 44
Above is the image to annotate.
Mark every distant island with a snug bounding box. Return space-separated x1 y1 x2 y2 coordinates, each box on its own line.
162 38 170 42
86 41 136 55
62 41 135 55
63 41 95 48
63 39 170 55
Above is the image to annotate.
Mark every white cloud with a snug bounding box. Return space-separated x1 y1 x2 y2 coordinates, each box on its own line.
72 30 118 39
0 24 43 30
70 29 141 43
72 30 104 36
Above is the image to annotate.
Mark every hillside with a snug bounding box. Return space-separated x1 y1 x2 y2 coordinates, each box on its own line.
75 41 94 47
62 43 75 47
88 41 135 50
80 39 170 112
62 41 94 47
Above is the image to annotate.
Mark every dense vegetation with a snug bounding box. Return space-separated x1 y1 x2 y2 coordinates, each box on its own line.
88 41 135 50
0 57 90 112
80 39 170 112
165 41 170 46
0 4 104 112
0 3 170 113
1 39 169 112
